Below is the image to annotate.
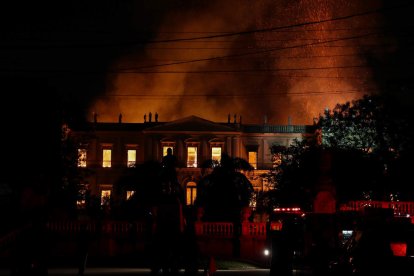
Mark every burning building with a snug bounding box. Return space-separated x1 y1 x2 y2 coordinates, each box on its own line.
70 114 313 209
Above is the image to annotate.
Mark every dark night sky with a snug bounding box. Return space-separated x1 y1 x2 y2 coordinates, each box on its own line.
1 0 414 181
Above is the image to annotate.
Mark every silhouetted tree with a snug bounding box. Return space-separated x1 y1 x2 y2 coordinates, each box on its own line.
259 139 316 212
196 153 254 222
58 123 94 218
317 94 414 200
261 94 414 209
115 161 164 220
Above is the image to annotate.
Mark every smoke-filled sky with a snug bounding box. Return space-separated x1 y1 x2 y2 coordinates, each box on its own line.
2 0 414 125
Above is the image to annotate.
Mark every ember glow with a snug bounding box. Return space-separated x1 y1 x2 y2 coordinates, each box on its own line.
90 0 398 124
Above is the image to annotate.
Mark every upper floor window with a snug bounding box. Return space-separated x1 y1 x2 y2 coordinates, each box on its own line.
163 146 174 156
77 149 87 167
102 149 112 168
127 149 136 168
187 146 198 167
161 139 176 162
209 138 224 166
211 146 222 163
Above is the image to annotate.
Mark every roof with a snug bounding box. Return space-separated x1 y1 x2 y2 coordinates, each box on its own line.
143 115 239 133
72 115 313 134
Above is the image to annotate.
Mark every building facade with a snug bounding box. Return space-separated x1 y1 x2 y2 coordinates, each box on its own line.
71 115 312 208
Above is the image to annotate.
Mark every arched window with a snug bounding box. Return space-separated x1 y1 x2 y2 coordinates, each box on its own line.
186 181 197 206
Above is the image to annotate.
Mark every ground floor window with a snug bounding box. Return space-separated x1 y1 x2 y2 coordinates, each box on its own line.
248 151 257 169
101 189 111 206
126 190 135 200
186 181 197 205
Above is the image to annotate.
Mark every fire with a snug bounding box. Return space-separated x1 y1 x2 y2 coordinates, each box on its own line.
89 0 389 125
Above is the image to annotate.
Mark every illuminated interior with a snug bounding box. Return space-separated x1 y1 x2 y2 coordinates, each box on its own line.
163 146 173 156
187 146 197 167
76 184 88 209
211 147 221 163
248 151 257 169
101 190 111 206
77 149 87 167
127 149 136 167
126 190 135 200
186 181 197 205
102 149 112 168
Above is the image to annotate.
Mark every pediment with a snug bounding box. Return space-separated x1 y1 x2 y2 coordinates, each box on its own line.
144 115 238 133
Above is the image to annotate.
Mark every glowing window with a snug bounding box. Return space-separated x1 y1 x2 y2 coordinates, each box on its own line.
127 149 136 167
187 147 197 167
248 151 257 169
102 149 112 168
78 149 87 167
163 146 174 156
126 190 135 200
211 147 221 163
101 189 111 206
186 182 197 205
76 184 88 209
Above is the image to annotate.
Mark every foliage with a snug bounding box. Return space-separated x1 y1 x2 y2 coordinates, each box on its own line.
58 123 94 218
259 139 316 212
317 94 412 157
316 94 414 200
196 153 254 222
114 160 183 220
260 94 414 209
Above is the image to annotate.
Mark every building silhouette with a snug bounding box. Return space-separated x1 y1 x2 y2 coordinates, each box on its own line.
72 115 312 209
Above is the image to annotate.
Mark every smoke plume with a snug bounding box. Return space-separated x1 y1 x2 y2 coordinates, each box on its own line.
90 0 391 125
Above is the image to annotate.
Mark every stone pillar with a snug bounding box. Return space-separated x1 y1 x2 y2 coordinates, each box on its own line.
232 137 240 157
226 136 232 156
202 140 209 162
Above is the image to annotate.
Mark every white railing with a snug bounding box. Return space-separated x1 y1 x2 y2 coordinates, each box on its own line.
241 222 267 238
46 220 146 235
339 200 414 216
195 222 234 237
44 201 414 237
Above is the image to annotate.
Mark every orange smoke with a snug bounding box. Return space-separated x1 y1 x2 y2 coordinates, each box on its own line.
90 0 390 125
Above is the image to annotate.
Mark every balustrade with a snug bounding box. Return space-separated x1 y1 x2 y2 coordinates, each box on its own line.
44 200 414 237
339 200 414 216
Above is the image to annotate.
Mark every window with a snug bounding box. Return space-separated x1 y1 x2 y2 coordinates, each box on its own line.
187 146 197 167
209 139 224 166
76 184 88 209
163 146 174 156
211 147 221 163
161 139 176 161
77 149 87 167
101 189 111 206
248 151 257 169
186 182 197 205
102 149 112 168
127 149 136 167
126 190 135 200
